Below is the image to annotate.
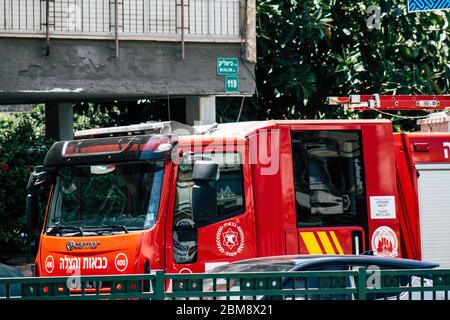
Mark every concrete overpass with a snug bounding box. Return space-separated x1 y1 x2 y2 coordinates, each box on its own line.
0 0 256 139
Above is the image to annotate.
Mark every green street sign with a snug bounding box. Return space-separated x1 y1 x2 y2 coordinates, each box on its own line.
217 57 239 75
225 76 239 93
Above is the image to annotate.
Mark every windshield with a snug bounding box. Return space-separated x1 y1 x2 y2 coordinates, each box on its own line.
46 161 164 235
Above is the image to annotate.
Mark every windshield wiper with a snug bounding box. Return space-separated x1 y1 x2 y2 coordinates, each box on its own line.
47 225 85 236
84 225 129 234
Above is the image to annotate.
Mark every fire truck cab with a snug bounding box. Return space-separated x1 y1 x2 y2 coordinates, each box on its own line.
28 119 403 277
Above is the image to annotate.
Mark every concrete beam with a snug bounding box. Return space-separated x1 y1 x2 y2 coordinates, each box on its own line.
244 0 257 63
45 102 74 141
185 96 216 126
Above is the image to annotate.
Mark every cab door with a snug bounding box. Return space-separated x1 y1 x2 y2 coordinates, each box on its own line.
291 129 368 255
164 145 256 273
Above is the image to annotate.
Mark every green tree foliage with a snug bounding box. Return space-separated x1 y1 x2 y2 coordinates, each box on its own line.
73 98 187 127
253 0 450 123
0 106 52 251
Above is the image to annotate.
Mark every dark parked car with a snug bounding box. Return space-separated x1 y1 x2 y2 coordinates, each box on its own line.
206 255 444 300
0 263 24 298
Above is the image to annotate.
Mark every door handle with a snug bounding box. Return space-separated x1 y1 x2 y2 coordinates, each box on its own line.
352 231 363 255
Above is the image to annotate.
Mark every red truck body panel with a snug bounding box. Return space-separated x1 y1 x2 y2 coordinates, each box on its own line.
394 132 450 261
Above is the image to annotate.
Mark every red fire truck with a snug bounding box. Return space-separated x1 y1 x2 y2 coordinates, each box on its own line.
26 95 450 278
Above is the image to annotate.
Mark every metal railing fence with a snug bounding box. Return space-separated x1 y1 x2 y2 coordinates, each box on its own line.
1 268 450 300
0 0 241 38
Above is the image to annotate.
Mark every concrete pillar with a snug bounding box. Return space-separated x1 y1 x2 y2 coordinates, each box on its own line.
185 96 216 126
45 102 74 141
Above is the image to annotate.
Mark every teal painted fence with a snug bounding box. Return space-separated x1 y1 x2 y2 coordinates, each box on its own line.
1 268 450 300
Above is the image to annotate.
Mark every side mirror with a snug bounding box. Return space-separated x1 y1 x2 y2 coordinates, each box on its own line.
26 169 48 191
192 160 219 181
191 161 218 225
25 168 53 234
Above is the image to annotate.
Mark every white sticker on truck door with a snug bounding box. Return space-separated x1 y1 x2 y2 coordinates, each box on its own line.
370 196 396 219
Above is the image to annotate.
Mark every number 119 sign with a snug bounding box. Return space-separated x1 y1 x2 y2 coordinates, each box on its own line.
225 76 239 93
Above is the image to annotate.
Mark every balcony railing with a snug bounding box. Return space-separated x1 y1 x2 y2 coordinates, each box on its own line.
0 0 241 40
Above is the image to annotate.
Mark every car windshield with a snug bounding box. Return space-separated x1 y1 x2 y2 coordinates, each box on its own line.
46 161 164 234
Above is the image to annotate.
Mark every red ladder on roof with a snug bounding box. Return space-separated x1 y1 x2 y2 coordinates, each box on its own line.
327 94 450 111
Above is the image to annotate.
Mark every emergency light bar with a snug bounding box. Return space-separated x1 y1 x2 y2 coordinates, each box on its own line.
75 121 195 139
44 134 177 166
327 94 450 111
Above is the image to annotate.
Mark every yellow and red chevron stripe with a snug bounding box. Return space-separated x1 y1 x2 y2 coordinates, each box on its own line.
300 231 345 255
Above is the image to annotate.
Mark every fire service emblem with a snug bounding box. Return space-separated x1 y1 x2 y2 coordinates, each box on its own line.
371 226 398 257
216 222 245 257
